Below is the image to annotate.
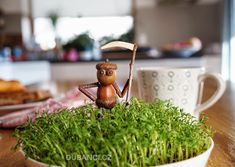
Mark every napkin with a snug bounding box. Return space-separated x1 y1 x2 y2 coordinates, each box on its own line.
0 88 91 128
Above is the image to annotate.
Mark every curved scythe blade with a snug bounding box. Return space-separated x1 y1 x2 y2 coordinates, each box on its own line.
101 41 135 51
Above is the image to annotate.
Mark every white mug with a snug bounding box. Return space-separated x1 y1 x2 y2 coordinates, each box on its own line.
137 67 226 119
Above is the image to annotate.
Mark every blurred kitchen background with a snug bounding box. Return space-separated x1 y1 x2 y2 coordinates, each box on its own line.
0 0 234 84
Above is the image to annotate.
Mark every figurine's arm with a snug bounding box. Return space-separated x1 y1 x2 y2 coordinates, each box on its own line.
113 79 129 98
78 82 99 101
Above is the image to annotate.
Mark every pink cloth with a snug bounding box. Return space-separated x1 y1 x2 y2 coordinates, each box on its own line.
0 88 91 128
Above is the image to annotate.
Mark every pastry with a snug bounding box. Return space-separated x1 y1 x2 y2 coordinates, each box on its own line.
0 90 52 106
0 79 52 106
0 80 26 93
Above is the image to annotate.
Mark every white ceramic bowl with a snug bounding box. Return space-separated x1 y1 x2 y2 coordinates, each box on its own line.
154 139 214 167
20 150 59 167
21 138 214 167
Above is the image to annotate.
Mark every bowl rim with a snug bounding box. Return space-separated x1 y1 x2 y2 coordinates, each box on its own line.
20 138 214 167
19 149 59 167
153 138 214 167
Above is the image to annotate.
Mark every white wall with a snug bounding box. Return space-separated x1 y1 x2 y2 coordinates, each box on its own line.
135 2 223 49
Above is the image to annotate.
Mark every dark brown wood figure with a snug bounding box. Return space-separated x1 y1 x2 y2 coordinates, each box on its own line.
79 60 129 109
78 41 137 109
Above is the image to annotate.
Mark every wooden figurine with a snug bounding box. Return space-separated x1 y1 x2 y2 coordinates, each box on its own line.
78 41 137 109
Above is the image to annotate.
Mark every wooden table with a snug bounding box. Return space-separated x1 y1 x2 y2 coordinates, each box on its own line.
0 80 235 167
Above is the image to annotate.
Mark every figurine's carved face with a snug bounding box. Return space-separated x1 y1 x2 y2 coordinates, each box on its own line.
97 68 116 85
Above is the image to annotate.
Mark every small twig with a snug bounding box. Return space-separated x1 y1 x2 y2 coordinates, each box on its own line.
126 44 137 103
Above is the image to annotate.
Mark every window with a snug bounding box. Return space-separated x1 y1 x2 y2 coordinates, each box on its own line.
222 0 235 82
34 16 133 50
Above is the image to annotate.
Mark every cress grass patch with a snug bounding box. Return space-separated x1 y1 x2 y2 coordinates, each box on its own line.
14 98 213 167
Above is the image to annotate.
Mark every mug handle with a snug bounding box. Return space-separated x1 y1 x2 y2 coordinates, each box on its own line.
194 73 226 116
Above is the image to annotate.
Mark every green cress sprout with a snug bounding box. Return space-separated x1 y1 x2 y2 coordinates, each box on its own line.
14 98 213 167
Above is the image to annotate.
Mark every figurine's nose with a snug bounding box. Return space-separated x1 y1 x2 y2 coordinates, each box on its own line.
106 70 113 76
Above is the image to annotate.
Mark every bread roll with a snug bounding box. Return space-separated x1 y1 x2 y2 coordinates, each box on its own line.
0 80 26 93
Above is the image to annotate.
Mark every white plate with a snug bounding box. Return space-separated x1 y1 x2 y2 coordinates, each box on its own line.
0 101 44 111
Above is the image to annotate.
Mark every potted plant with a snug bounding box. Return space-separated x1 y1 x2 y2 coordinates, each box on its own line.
14 98 213 167
63 32 94 61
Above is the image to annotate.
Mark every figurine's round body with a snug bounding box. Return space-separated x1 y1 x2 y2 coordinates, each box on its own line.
96 85 116 109
95 63 117 109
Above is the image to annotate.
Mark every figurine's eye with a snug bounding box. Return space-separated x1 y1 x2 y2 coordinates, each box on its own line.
106 70 113 76
99 69 105 75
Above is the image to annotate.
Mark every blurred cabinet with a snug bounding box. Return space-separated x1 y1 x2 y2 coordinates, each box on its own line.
0 0 28 46
0 0 29 14
0 13 23 46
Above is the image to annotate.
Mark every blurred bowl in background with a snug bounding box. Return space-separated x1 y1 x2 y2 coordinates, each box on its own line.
162 47 202 58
